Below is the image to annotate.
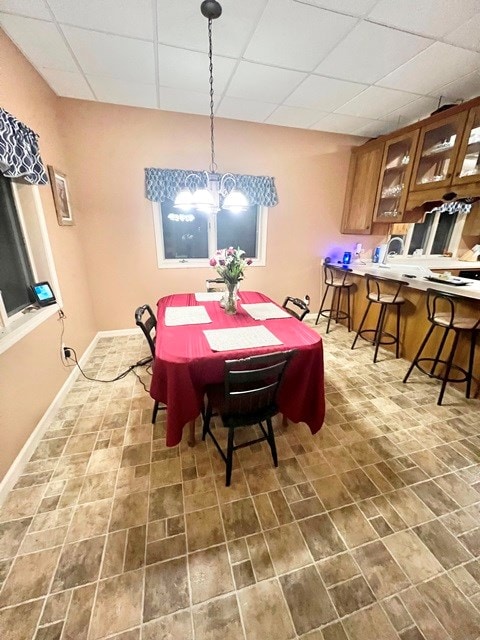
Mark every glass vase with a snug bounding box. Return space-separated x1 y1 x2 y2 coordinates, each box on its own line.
224 282 238 315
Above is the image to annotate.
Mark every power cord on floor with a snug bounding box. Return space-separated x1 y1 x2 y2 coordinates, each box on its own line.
65 347 153 387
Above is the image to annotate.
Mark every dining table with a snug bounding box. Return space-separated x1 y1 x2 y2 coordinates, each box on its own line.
149 290 325 447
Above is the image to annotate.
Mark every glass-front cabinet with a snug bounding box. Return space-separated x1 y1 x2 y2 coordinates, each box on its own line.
410 111 468 191
373 131 419 222
452 106 480 184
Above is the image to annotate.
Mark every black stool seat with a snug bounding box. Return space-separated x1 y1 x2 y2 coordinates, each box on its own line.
403 289 479 405
316 264 353 333
351 275 408 363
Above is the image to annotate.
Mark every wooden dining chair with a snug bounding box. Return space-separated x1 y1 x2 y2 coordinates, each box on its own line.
202 350 296 486
282 295 310 321
134 304 165 423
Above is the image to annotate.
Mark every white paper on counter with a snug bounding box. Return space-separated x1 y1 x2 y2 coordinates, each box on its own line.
242 302 291 320
165 306 212 326
194 292 224 301
203 325 283 352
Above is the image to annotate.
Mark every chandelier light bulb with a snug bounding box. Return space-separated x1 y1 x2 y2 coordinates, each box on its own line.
223 189 249 213
173 188 194 211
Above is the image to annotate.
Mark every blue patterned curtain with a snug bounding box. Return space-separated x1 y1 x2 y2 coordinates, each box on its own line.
0 109 48 185
145 168 278 207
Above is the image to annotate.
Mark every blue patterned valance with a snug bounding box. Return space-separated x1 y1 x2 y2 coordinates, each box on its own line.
0 108 48 185
145 168 278 207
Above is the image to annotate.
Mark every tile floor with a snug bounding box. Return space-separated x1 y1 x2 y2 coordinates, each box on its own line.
0 324 479 640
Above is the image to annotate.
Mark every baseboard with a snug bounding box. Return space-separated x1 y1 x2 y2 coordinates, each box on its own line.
97 328 140 337
0 333 101 505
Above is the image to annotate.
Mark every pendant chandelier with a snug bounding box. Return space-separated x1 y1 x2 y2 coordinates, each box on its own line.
173 0 249 215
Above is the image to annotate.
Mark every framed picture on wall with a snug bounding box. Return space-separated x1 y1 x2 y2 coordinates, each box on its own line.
48 165 74 226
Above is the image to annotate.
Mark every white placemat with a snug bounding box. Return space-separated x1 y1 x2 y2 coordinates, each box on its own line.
194 292 224 302
165 306 212 326
242 302 291 320
203 325 283 352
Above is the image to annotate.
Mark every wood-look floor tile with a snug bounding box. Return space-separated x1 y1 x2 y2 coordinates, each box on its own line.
264 522 312 574
298 514 346 560
414 519 472 569
52 536 105 591
238 579 295 640
0 517 32 560
353 540 410 599
0 599 44 640
329 504 378 548
61 583 96 640
311 476 353 511
143 557 189 622
143 610 192 640
188 544 233 604
89 569 143 639
193 594 244 640
342 604 399 640
329 575 376 617
186 506 225 552
383 531 442 584
0 546 61 606
246 532 275 581
280 565 336 634
148 484 183 521
221 498 261 540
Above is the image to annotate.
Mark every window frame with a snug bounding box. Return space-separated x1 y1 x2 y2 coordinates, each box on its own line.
399 210 467 258
151 201 268 269
0 181 62 354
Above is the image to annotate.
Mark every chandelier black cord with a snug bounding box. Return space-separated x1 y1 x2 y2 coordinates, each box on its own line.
208 17 217 174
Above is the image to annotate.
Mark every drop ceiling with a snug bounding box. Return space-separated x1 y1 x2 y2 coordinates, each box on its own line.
1 0 480 136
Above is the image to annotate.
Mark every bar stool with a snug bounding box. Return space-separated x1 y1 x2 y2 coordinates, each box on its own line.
316 264 353 333
351 275 408 363
403 289 480 405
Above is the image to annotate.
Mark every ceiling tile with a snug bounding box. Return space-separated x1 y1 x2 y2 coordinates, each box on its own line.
156 0 268 57
157 45 235 94
377 42 480 95
226 62 305 103
430 71 480 102
244 0 357 71
285 75 367 111
353 119 396 137
296 0 378 17
337 85 419 119
315 22 432 84
216 96 276 123
48 0 154 40
39 68 95 99
159 87 211 116
380 95 439 125
62 26 155 84
368 0 479 39
0 0 50 19
266 105 328 128
310 112 378 133
445 13 480 52
0 14 77 71
87 75 157 109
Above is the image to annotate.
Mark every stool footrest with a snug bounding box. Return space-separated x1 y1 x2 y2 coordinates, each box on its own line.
414 358 469 384
357 328 398 347
317 309 349 322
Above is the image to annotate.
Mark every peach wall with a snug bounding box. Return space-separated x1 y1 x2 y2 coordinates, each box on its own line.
0 31 96 479
59 99 382 330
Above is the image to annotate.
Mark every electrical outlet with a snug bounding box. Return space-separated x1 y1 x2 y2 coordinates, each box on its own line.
61 344 71 361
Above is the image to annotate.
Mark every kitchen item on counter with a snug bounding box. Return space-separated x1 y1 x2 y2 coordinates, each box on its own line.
424 275 472 286
372 244 387 264
342 251 352 265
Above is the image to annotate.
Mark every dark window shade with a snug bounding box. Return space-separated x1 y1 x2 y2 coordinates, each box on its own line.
160 200 209 259
217 205 258 258
0 174 34 315
431 211 458 254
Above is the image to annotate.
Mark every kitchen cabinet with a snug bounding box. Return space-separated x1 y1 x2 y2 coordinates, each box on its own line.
452 105 480 185
410 111 468 192
463 204 480 235
373 130 419 222
340 141 383 234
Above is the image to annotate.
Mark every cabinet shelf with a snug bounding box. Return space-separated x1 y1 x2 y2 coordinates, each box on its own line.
421 146 454 159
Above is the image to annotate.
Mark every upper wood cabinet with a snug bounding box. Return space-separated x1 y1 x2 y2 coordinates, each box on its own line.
341 142 383 234
452 105 480 185
410 111 468 192
373 130 419 223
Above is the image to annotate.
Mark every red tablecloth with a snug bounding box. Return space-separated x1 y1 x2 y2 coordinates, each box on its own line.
150 291 325 446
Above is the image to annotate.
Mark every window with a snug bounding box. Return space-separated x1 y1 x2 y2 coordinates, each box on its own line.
0 173 34 316
0 175 61 352
153 199 267 268
394 209 467 258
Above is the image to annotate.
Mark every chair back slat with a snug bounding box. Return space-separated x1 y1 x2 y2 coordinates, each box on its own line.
135 304 156 356
222 351 295 421
282 295 310 321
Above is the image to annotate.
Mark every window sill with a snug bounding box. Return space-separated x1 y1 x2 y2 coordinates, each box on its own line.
157 258 266 269
0 304 59 356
